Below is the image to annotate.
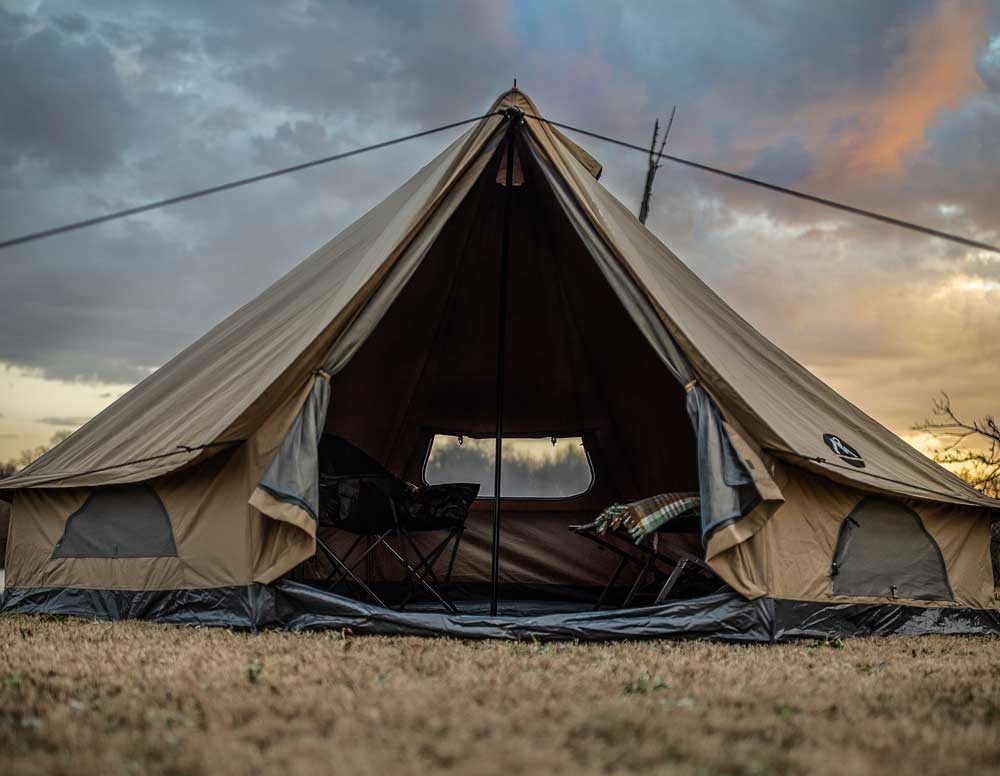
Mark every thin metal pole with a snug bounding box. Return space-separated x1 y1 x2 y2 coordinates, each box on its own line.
490 114 518 616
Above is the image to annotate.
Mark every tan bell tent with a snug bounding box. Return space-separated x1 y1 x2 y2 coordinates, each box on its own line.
2 89 998 640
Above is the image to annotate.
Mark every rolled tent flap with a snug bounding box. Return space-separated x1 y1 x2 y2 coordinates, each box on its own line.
685 383 760 540
249 373 331 536
523 131 782 547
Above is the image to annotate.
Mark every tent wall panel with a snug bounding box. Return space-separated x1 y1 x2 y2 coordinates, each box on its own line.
920 500 995 608
6 447 253 591
6 489 87 589
709 465 994 609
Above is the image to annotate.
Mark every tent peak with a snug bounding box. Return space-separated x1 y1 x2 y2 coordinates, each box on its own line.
489 87 534 115
489 88 603 180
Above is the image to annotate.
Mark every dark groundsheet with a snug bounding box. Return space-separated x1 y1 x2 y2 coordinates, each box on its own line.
3 579 999 641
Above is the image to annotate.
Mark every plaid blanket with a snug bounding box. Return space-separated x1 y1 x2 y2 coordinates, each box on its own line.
576 492 700 543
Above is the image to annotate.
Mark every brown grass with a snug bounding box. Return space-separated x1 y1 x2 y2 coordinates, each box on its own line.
1 616 999 776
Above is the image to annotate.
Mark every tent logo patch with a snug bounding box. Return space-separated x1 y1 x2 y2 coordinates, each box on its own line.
823 434 865 468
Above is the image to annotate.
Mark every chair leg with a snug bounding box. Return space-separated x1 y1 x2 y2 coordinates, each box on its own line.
397 544 445 608
400 530 442 585
381 540 457 613
396 528 462 609
388 500 409 573
442 526 464 596
594 555 630 611
322 533 367 585
316 536 388 609
654 558 688 605
622 554 654 608
323 531 389 591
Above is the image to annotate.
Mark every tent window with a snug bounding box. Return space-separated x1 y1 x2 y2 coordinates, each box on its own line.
51 484 178 559
831 497 953 601
423 434 594 499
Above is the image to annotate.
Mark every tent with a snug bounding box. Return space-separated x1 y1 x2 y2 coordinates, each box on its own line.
2 89 998 640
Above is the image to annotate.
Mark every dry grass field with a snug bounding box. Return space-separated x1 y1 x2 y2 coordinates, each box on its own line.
1 616 998 776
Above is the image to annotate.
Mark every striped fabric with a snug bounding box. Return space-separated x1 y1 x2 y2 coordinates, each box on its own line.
581 492 701 543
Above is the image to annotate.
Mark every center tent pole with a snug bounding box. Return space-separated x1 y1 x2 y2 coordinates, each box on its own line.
490 107 521 616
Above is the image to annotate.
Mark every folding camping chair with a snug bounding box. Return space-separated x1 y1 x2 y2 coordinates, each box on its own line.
569 493 714 609
315 463 476 613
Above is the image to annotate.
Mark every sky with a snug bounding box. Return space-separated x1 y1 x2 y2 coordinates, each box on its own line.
0 0 999 463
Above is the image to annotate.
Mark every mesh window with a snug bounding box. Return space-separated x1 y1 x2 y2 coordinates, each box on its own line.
424 435 593 498
831 497 953 601
52 484 178 559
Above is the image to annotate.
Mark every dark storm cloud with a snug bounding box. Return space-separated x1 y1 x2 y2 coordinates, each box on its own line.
0 7 30 42
98 19 141 49
137 23 198 68
253 120 334 168
52 13 88 35
0 0 997 441
0 15 143 175
0 3 453 382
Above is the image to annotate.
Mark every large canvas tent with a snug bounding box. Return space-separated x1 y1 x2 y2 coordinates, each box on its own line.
2 89 998 640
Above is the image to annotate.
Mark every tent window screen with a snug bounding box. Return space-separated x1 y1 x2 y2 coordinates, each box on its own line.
51 484 178 559
831 497 953 601
424 435 594 498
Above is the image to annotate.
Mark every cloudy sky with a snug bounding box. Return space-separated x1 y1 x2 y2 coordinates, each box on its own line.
1 0 999 463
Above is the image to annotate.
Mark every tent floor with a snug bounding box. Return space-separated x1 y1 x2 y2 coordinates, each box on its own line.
270 579 1000 641
403 598 602 616
290 569 727 613
3 582 999 642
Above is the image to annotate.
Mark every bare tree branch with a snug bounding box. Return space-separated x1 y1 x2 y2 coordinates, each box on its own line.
914 392 1000 499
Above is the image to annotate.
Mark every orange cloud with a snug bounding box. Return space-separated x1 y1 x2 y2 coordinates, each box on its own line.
835 1 991 176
